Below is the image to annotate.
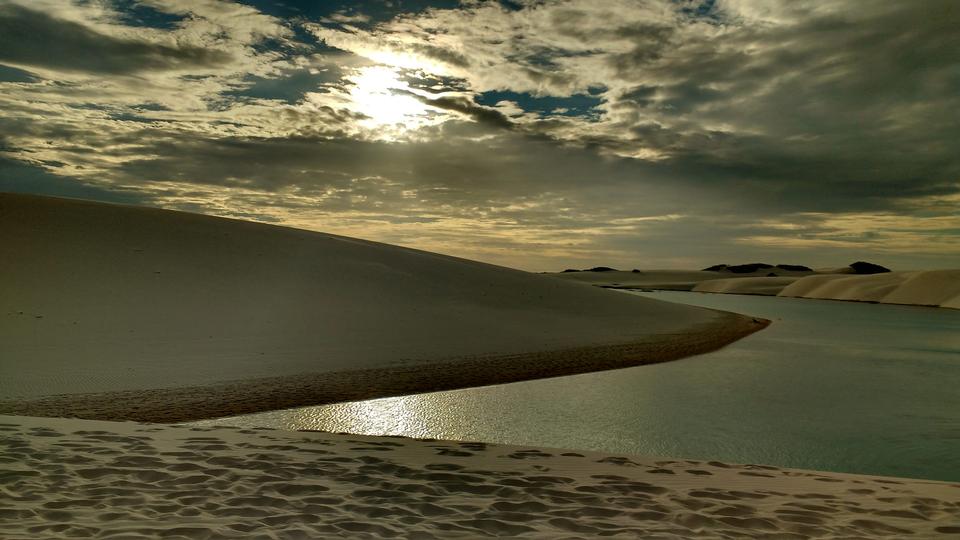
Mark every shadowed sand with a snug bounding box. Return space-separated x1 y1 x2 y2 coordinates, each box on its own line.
0 312 763 423
3 415 959 539
0 193 766 421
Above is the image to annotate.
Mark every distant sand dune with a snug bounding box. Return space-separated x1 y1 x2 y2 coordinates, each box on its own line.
779 270 960 309
683 271 960 309
3 415 959 539
692 277 799 296
0 193 765 421
555 265 959 310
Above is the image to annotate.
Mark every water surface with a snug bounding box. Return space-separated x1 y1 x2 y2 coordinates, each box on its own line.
194 292 960 481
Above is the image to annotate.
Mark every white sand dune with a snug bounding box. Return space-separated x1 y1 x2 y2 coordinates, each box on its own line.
618 270 960 310
692 277 801 296
0 193 764 421
3 415 959 539
779 270 960 309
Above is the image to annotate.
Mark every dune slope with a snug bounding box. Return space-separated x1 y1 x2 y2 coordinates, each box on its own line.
692 277 799 296
779 271 960 309
0 194 764 421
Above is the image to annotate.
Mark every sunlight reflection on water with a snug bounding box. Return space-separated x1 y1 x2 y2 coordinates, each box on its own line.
193 292 960 481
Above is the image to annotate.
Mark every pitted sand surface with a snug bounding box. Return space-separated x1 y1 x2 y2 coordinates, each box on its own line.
3 415 959 539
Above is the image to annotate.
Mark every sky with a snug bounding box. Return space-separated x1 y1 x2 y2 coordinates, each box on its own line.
1 0 958 271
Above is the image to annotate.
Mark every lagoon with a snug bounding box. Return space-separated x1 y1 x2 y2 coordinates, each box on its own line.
194 291 960 482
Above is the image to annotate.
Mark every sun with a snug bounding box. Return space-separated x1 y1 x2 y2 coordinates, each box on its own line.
348 66 432 132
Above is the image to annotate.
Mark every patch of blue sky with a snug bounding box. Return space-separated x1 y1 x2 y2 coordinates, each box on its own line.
109 0 186 29
498 0 526 12
674 0 723 23
476 90 603 119
223 69 340 104
0 64 39 83
0 157 149 205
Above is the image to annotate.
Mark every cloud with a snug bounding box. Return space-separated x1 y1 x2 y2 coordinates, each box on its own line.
403 93 514 129
0 0 958 270
0 155 149 205
0 4 232 74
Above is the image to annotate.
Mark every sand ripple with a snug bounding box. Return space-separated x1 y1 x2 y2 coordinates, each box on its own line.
2 415 959 539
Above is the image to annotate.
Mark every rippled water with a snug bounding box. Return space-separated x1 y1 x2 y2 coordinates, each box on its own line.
193 292 960 481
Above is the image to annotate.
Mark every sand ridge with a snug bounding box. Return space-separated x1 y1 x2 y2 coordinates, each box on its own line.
3 415 959 539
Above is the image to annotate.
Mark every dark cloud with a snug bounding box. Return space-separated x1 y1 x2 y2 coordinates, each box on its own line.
408 43 471 68
0 4 232 74
409 94 514 129
0 0 958 269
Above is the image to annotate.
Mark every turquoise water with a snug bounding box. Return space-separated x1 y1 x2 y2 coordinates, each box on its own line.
194 292 960 481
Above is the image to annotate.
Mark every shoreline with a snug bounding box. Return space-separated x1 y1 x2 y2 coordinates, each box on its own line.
552 268 960 310
690 290 949 308
610 285 960 310
0 312 768 423
4 414 959 539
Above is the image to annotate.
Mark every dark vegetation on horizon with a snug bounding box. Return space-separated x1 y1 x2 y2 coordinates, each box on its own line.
702 263 813 273
704 262 890 274
558 262 891 274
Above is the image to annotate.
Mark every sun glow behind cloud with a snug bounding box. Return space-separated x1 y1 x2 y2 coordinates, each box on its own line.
346 66 435 137
1 0 959 270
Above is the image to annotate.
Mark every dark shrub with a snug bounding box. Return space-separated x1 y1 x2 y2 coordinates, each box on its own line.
849 261 891 274
728 263 773 273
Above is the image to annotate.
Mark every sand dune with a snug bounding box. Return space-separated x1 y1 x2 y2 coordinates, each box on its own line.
0 193 765 421
692 277 800 296
3 414 959 539
555 268 814 291
780 270 960 309
632 271 960 310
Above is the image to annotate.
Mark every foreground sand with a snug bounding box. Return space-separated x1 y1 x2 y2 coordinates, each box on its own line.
0 193 765 421
3 415 959 539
